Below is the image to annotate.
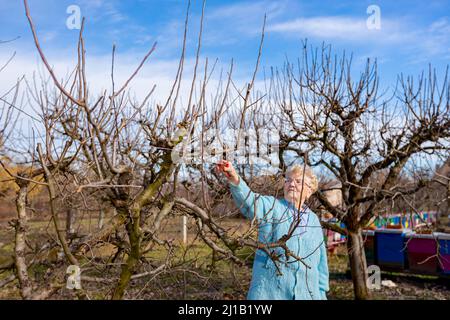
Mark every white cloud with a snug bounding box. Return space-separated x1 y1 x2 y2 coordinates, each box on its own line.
0 46 263 123
201 0 289 43
77 0 127 23
269 16 365 39
208 0 286 21
422 17 450 56
267 14 450 65
267 16 408 43
0 50 181 106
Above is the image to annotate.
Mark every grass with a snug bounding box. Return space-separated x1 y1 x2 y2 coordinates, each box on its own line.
0 217 449 300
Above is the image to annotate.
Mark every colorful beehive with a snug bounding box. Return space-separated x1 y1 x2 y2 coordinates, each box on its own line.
393 216 400 225
375 229 410 270
413 215 421 227
374 212 437 229
362 230 376 266
404 233 439 274
401 216 409 229
339 222 347 241
436 232 450 274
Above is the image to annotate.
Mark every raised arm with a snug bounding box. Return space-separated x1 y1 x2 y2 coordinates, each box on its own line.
216 160 273 221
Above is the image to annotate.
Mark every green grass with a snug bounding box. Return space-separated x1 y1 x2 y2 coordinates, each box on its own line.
384 271 439 280
1 217 449 300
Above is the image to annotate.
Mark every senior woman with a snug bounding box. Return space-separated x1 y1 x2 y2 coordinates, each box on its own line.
216 160 329 300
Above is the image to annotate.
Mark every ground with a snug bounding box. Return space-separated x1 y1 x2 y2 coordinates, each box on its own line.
0 216 449 300
326 246 450 300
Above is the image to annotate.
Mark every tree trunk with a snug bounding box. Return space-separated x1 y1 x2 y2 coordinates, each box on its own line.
112 215 141 300
14 183 33 299
37 144 78 266
346 229 370 300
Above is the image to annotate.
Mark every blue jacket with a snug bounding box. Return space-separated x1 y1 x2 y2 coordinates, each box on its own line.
229 177 329 300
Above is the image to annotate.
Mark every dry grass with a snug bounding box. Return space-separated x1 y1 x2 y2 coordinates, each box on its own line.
0 218 449 299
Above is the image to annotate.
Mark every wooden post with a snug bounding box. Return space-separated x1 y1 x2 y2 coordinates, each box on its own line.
98 209 105 229
182 215 187 244
66 208 77 238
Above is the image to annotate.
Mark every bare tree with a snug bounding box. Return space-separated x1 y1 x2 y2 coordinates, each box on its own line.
271 42 450 299
11 1 448 301
17 0 286 300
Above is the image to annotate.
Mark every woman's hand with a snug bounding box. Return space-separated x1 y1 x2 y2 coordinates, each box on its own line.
215 160 239 185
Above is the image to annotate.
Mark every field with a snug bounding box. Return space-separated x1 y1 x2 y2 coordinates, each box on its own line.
0 215 449 300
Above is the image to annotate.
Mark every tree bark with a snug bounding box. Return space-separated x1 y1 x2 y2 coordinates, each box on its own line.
346 229 370 300
14 182 33 299
112 209 142 300
37 144 78 266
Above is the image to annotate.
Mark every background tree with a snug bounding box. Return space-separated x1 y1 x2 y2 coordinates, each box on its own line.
273 43 450 299
12 0 293 300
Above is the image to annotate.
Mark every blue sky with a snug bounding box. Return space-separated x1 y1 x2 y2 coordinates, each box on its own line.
1 0 449 101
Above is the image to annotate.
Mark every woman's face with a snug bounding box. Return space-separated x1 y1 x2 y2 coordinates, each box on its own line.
283 172 312 205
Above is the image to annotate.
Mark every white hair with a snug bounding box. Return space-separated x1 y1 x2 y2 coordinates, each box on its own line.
285 164 319 193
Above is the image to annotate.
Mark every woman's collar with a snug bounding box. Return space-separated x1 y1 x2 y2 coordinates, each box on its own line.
283 198 309 212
